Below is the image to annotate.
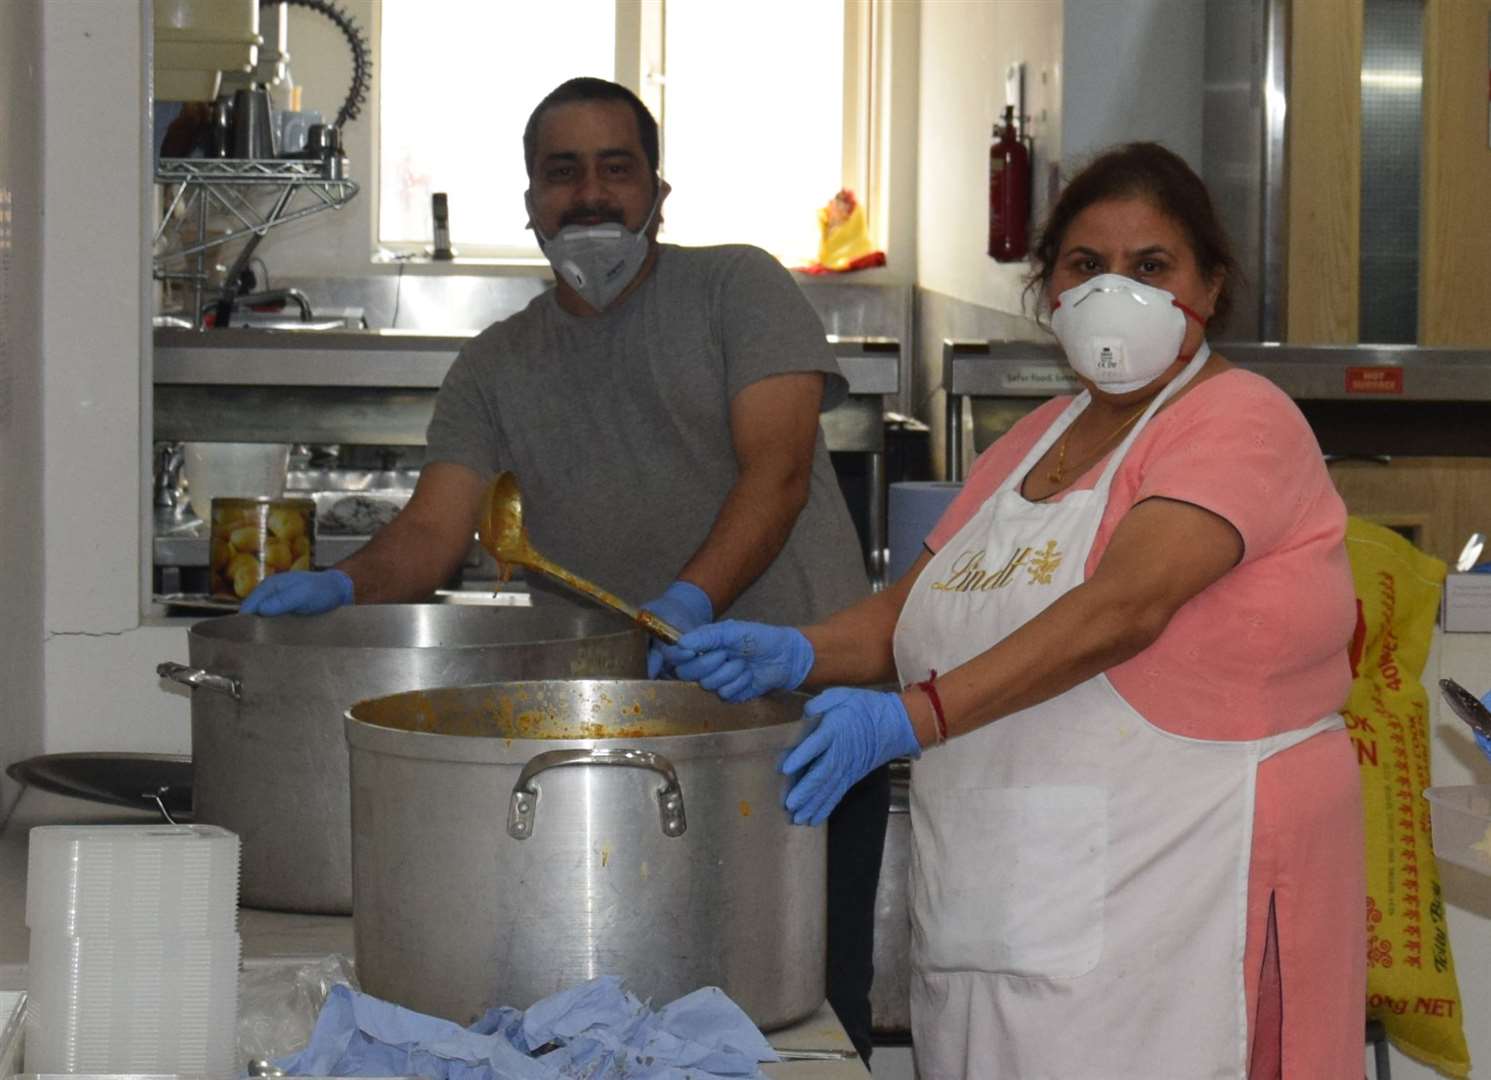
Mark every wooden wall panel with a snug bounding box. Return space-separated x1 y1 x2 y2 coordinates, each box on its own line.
1285 0 1362 343
1328 458 1491 566
1420 0 1491 345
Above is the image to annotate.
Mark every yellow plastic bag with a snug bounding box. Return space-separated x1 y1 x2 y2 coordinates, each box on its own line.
803 189 884 274
1344 517 1469 1077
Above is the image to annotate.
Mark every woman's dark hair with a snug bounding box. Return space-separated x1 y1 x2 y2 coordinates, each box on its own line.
1028 142 1238 331
523 77 660 183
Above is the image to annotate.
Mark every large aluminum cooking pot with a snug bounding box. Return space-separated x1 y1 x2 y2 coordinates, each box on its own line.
157 606 646 913
345 679 826 1031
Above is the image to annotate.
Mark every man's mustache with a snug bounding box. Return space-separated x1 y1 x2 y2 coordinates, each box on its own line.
560 204 626 228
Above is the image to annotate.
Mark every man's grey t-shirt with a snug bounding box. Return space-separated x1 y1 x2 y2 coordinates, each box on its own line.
425 243 869 625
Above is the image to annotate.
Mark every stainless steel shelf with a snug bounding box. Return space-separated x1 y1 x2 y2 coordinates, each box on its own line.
152 329 900 445
155 531 370 569
154 159 360 329
154 158 359 263
154 328 471 388
944 340 1491 401
152 330 902 585
155 329 899 394
942 340 1491 479
830 335 901 394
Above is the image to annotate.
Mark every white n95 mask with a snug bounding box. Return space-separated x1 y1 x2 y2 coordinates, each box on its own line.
1050 274 1205 393
527 190 662 312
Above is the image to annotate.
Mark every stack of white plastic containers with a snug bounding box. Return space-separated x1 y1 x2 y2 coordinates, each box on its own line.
25 824 241 1077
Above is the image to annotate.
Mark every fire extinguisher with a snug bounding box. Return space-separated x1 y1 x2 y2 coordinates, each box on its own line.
988 105 1031 262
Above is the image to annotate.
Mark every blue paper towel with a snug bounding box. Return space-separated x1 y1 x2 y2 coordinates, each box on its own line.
888 482 964 584
274 977 776 1080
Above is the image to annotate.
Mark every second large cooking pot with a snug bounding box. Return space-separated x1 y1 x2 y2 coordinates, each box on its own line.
345 680 826 1031
158 605 646 913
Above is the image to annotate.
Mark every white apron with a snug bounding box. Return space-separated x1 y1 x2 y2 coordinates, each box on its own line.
892 347 1341 1080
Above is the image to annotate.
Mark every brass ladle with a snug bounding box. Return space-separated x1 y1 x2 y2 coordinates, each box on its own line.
478 471 682 644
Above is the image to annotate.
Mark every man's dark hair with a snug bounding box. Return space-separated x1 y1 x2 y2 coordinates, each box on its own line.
1028 141 1239 331
523 77 660 181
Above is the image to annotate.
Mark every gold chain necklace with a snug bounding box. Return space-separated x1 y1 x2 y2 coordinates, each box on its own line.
1048 403 1148 485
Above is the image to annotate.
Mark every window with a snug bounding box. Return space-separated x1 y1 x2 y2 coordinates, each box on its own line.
655 0 843 262
378 1 616 257
378 0 872 265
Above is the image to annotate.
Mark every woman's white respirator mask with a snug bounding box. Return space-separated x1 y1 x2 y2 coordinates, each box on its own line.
1051 274 1205 394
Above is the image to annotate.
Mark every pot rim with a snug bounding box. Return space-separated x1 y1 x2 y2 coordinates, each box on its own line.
344 679 811 765
189 604 644 652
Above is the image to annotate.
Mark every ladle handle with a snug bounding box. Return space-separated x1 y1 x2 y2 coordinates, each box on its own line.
525 553 682 645
636 609 683 645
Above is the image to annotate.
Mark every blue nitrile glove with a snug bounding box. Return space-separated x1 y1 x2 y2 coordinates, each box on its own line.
240 569 355 616
641 581 714 679
670 620 816 703
781 687 923 826
1477 690 1491 764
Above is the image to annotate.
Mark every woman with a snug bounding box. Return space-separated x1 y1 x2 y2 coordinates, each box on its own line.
664 143 1365 1078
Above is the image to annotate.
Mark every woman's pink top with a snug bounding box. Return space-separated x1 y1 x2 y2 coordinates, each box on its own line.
926 368 1355 739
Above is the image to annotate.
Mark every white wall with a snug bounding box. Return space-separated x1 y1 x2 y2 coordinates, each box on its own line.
914 0 1205 320
1061 0 1204 172
34 2 190 757
0 0 46 814
915 0 1063 318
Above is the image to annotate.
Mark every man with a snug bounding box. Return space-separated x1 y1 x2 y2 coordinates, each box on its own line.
241 78 888 1060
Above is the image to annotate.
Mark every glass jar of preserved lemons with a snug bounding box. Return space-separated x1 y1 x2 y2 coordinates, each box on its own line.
209 497 317 600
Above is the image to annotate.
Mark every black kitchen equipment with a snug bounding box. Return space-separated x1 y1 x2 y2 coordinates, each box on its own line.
209 95 234 158
302 122 339 160
1439 677 1491 738
230 86 277 159
431 192 453 260
6 752 194 821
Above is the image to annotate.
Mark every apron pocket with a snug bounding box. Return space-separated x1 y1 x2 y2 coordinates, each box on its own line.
911 784 1107 978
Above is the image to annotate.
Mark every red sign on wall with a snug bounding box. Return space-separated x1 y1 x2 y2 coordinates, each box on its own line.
1346 367 1405 395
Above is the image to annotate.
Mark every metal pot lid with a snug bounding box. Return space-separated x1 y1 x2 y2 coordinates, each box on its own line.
6 752 193 819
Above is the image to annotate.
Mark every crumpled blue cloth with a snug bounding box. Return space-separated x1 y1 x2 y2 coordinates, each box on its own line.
273 976 779 1080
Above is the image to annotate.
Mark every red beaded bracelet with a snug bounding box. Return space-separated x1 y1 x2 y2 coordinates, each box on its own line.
915 670 949 746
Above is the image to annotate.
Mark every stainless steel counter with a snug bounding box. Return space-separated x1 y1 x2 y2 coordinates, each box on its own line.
153 329 898 444
152 329 901 586
942 340 1491 477
154 531 369 571
0 788 867 1077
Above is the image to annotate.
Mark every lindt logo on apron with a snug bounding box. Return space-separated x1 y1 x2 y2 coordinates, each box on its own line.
928 540 1065 593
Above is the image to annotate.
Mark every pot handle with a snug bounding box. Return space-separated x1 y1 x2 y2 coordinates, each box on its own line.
156 661 242 701
508 747 687 840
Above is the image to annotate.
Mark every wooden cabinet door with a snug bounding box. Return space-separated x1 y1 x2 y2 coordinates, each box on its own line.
1328 457 1491 565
